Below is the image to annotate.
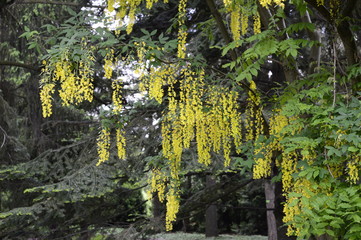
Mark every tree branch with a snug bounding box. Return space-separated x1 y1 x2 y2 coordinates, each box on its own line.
305 0 360 90
16 0 105 8
341 0 359 17
205 0 237 61
41 120 98 130
0 125 8 149
304 0 332 23
0 61 40 71
178 177 253 218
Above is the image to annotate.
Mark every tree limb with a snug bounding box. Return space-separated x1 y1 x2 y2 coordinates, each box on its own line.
205 0 237 61
178 177 253 218
41 120 97 130
0 61 40 71
305 0 360 90
16 0 105 8
341 0 359 17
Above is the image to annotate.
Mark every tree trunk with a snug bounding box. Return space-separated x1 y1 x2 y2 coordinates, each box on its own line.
205 175 218 237
265 180 277 240
152 193 162 219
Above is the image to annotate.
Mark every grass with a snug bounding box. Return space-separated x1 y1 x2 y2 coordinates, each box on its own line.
148 232 267 240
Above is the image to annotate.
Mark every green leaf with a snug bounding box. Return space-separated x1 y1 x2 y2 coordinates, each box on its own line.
348 146 358 152
250 68 258 76
349 224 361 233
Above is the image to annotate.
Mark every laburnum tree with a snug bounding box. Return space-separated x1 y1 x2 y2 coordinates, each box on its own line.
1 0 361 239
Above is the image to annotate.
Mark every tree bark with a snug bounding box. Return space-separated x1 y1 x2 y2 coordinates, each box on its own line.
265 180 277 240
152 193 162 219
205 175 218 237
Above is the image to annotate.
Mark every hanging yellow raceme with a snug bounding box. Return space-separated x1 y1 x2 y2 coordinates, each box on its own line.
253 13 261 34
40 46 94 117
241 11 248 36
107 0 169 34
40 83 55 118
230 5 241 41
259 0 285 8
347 156 360 184
245 80 263 142
104 48 114 79
177 0 188 58
165 188 180 231
116 128 126 159
253 111 289 179
282 178 312 236
112 80 123 114
149 168 167 202
96 128 111 166
281 152 298 192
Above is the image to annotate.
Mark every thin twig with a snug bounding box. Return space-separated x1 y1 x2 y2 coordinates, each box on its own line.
0 126 8 149
327 164 335 178
332 37 337 108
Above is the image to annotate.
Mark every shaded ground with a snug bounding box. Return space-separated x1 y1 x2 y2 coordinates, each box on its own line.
148 233 267 240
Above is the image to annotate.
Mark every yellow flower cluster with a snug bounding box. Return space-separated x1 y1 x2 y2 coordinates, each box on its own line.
159 68 242 231
253 13 261 34
207 87 242 166
347 157 360 184
146 0 157 9
107 0 170 34
328 163 343 178
161 67 241 170
330 0 340 19
283 178 312 236
134 41 148 81
165 188 180 231
253 111 288 179
39 83 55 118
283 178 321 236
104 49 114 79
196 109 212 165
259 0 285 9
112 80 123 114
149 168 167 202
96 128 111 166
253 142 271 179
241 12 248 36
230 5 241 41
222 0 232 11
40 47 95 117
96 126 127 165
177 0 188 58
245 81 263 142
150 65 177 103
269 111 288 138
77 51 94 103
281 152 298 192
316 0 324 6
283 196 301 236
107 0 114 12
135 41 178 104
116 128 126 159
228 2 258 40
